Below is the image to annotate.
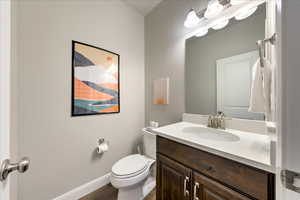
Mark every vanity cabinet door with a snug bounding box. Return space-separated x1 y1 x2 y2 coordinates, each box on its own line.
157 154 192 200
193 172 251 200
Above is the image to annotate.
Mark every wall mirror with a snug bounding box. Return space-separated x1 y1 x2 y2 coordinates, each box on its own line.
185 3 266 120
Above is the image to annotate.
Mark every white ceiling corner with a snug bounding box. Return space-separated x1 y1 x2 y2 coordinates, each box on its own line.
122 0 163 16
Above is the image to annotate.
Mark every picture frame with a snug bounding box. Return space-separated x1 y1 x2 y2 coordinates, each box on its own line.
71 41 120 116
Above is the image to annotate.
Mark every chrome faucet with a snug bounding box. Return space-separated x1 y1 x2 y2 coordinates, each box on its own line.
207 115 214 128
207 115 217 128
217 112 226 129
207 112 226 129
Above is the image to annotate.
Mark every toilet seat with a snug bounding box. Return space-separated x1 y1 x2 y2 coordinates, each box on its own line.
112 165 147 179
112 154 148 178
110 154 155 189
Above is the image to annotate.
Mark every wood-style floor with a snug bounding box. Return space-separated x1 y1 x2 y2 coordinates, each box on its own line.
79 184 156 200
144 189 156 200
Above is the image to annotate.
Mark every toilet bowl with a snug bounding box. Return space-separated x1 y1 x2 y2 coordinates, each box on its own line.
110 128 156 200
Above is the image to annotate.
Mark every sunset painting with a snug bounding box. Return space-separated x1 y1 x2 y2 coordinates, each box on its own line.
72 41 120 116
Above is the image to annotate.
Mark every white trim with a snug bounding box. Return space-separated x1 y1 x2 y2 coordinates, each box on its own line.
0 0 11 200
274 0 290 199
271 0 284 198
53 173 111 200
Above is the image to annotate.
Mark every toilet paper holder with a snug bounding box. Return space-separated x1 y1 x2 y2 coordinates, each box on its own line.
96 138 109 155
98 138 105 145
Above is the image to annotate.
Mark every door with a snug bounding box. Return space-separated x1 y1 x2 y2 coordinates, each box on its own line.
157 154 192 200
192 172 251 200
0 0 12 199
0 1 30 200
216 51 264 120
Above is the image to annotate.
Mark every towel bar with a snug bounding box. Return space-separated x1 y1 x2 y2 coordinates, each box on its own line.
256 33 277 67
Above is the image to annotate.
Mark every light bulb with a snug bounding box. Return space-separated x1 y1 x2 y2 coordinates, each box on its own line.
184 9 201 28
230 0 248 6
235 6 258 20
212 18 229 30
204 0 224 19
195 28 208 37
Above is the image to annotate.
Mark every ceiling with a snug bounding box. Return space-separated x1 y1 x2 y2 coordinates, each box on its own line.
122 0 164 16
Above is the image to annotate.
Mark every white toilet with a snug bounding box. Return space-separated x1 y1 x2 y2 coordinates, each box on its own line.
110 128 156 200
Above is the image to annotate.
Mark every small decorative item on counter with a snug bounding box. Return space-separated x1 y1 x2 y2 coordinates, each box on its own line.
149 121 159 128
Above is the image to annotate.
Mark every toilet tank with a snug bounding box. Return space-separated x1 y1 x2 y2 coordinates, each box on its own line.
142 128 156 159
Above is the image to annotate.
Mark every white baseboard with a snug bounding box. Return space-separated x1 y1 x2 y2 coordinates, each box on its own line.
53 173 111 200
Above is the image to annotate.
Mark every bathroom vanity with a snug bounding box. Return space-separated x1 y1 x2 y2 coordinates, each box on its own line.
156 136 274 200
153 119 275 200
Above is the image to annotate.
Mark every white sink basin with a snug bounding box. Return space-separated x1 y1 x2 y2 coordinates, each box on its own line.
153 122 273 172
182 126 240 142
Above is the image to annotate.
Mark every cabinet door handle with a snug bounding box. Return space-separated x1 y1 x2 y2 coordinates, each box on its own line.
193 182 200 200
184 176 190 197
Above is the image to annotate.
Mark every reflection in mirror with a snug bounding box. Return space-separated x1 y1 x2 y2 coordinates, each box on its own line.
185 4 265 120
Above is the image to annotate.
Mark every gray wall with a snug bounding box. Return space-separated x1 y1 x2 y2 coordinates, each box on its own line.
281 1 300 197
282 0 300 173
12 1 145 199
145 0 206 126
280 0 300 199
185 9 265 115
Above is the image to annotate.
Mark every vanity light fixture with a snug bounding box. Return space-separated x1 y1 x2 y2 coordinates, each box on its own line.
204 0 224 19
195 28 209 37
212 18 229 30
184 9 201 28
184 0 263 38
235 5 258 20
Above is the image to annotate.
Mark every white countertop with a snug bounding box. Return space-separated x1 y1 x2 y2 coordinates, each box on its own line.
153 122 275 173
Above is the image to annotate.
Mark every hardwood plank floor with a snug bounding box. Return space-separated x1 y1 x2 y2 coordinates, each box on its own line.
145 189 156 200
80 184 156 200
79 184 118 200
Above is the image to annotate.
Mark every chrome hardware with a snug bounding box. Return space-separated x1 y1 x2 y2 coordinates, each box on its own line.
0 157 30 182
217 111 226 130
98 138 105 145
207 112 227 129
98 138 110 147
281 169 300 193
256 33 277 67
193 182 200 200
261 33 277 45
184 176 190 197
207 115 214 128
96 138 109 155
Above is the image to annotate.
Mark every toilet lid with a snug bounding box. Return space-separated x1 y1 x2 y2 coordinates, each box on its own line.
112 154 148 177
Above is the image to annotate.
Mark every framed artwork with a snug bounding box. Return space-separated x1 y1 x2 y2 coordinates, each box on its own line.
72 41 120 116
153 77 169 105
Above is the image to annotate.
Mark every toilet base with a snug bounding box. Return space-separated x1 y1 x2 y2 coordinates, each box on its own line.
117 176 156 200
143 176 156 197
117 182 144 200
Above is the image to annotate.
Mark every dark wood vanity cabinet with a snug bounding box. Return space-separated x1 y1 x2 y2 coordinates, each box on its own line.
193 172 252 200
157 136 275 200
157 154 192 200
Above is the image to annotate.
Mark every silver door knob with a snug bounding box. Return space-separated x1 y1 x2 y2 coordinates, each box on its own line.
0 157 30 182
